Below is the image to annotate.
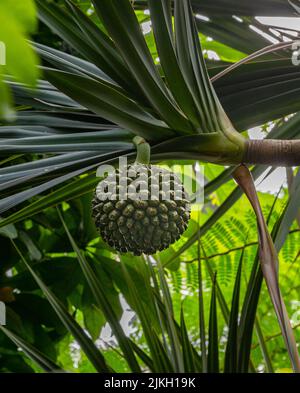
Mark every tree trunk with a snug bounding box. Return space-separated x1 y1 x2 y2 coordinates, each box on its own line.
244 139 300 166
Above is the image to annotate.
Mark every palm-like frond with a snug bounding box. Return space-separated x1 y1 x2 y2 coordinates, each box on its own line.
0 1 299 218
135 0 299 16
1 0 300 372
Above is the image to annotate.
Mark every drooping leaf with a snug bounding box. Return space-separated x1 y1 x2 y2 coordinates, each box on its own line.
207 274 219 373
0 326 62 373
58 209 141 373
233 165 300 373
224 251 243 372
91 0 194 134
11 240 112 373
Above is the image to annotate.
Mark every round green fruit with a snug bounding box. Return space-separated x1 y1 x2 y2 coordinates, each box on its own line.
92 164 191 255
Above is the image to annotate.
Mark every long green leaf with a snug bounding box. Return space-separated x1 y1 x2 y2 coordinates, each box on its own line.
92 0 194 134
224 251 243 372
238 259 263 372
0 154 121 218
35 42 116 85
154 290 203 372
156 257 184 372
180 307 196 372
197 221 207 372
148 0 202 130
207 275 219 373
174 0 229 134
11 240 112 373
44 68 173 140
58 209 141 372
0 326 63 373
119 260 174 373
233 165 300 373
36 0 143 98
135 0 297 16
255 318 274 373
238 186 288 372
274 169 300 251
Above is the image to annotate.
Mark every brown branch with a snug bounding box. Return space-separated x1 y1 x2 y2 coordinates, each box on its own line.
183 242 257 263
252 323 300 350
244 139 300 167
182 229 300 263
211 42 294 83
293 250 300 264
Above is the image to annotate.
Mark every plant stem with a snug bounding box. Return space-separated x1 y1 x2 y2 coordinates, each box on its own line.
133 136 151 165
244 139 300 166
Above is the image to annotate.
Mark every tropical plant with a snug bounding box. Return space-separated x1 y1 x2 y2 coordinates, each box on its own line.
0 0 39 120
1 0 300 373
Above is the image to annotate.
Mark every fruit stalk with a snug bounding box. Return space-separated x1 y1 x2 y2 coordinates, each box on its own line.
133 136 151 165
